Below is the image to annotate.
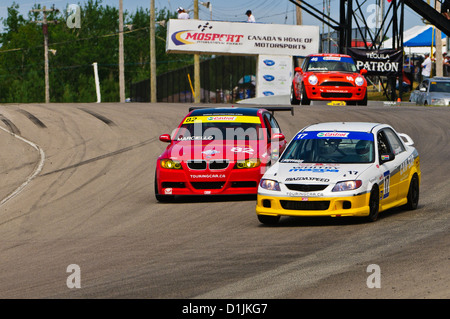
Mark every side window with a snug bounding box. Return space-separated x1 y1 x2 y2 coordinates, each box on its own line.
268 114 280 133
377 131 392 155
421 80 429 91
383 128 406 155
302 57 309 70
263 113 272 139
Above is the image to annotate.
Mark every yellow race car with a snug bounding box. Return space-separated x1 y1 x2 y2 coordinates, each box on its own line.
256 122 420 224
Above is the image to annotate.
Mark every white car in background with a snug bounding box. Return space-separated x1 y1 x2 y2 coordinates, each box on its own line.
256 122 421 224
409 77 450 105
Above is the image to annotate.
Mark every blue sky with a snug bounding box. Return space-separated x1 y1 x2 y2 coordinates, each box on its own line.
0 0 425 35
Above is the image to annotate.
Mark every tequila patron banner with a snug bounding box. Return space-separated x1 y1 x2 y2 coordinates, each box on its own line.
166 19 319 56
347 48 403 76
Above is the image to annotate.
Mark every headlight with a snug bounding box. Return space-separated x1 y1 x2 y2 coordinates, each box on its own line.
308 75 318 85
355 76 365 86
431 98 445 105
160 159 182 169
235 159 261 169
332 180 362 192
260 179 281 191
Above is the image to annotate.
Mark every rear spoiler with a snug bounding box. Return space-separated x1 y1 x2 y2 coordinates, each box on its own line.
188 106 294 116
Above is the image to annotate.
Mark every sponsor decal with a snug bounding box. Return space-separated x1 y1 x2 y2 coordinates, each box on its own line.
383 170 390 199
202 149 220 156
310 56 354 63
400 154 414 175
327 101 347 106
323 56 342 61
294 131 374 141
263 59 275 66
171 29 244 46
317 132 350 138
289 164 340 173
207 116 236 121
262 75 275 82
285 177 330 182
182 115 260 124
348 48 402 76
287 191 324 197
164 188 172 194
177 136 214 141
190 174 226 179
263 91 275 96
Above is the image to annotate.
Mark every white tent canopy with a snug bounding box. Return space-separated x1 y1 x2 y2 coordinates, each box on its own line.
382 25 447 55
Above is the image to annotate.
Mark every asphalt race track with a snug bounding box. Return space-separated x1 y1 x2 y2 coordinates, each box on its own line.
0 102 448 299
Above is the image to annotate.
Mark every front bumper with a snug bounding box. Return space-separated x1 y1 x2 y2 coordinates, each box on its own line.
304 84 367 101
256 193 370 218
156 166 264 196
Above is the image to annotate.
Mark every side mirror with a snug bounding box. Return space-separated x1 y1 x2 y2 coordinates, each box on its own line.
294 67 303 74
360 69 368 75
380 153 395 164
271 133 285 142
159 134 171 143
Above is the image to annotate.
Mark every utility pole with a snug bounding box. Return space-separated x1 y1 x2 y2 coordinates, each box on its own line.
295 0 302 25
295 1 303 66
194 1 200 103
119 0 125 103
31 6 58 103
150 0 157 103
435 0 443 77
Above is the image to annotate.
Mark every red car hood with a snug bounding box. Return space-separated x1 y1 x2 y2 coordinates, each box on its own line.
161 140 269 162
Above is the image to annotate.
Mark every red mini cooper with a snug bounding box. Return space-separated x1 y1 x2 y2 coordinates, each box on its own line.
290 53 368 105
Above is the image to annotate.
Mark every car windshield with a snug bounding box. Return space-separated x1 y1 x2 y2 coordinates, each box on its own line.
429 81 450 93
306 56 358 72
280 131 375 164
174 116 264 141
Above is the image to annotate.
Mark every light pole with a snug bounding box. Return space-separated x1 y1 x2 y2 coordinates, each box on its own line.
119 0 125 103
200 1 212 20
194 1 200 103
150 0 157 103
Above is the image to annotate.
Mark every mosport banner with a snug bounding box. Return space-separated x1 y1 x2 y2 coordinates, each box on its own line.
347 48 403 76
166 19 319 56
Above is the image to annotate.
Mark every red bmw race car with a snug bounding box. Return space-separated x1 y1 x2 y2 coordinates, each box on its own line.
290 53 368 106
155 107 292 201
